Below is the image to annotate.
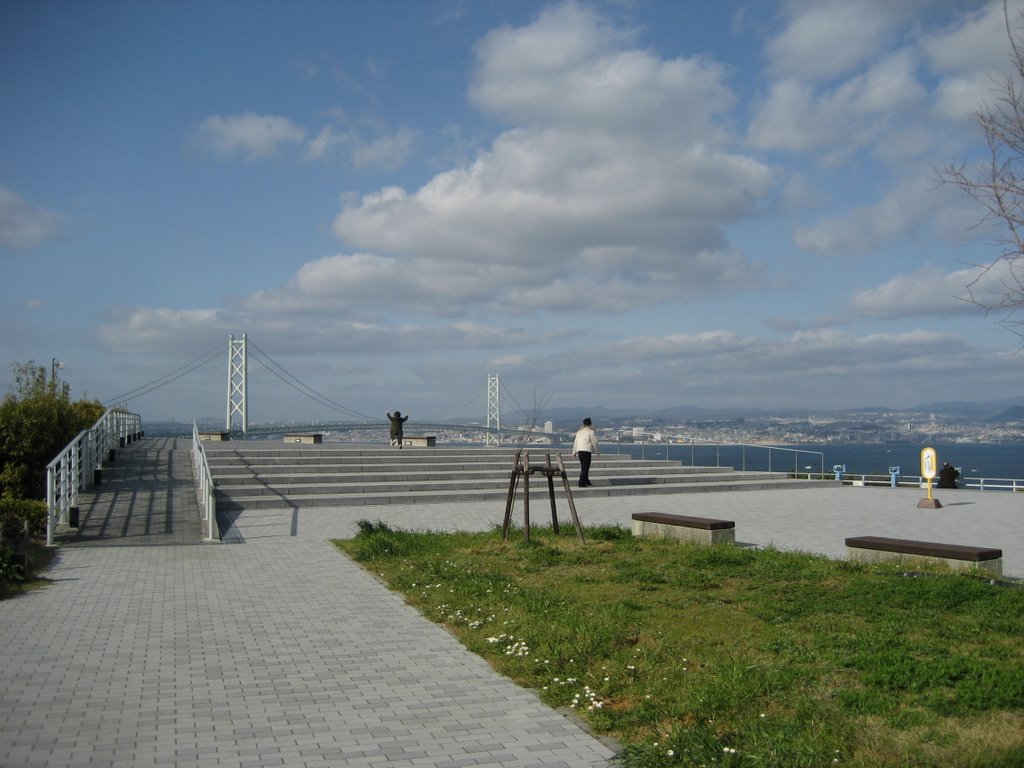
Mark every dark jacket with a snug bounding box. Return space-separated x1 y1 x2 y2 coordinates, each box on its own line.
937 464 959 489
387 412 408 437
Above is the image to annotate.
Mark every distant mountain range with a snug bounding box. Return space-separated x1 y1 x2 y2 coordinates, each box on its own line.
534 396 1024 424
988 405 1024 423
154 397 1024 433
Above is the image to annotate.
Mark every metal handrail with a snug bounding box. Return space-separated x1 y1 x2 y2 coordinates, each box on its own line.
45 407 142 545
838 472 1023 492
616 438 826 477
191 422 219 540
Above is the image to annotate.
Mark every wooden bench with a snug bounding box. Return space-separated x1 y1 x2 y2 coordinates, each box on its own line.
845 535 1002 576
631 512 736 545
284 433 323 444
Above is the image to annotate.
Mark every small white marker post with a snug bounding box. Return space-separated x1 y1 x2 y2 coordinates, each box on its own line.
917 446 942 509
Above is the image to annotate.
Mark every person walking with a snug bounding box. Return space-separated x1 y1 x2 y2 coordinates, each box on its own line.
572 417 599 487
387 410 408 448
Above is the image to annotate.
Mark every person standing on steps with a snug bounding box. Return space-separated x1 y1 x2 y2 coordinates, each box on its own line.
572 417 599 488
387 410 408 448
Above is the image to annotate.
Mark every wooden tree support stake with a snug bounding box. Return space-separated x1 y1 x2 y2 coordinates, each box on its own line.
502 450 585 544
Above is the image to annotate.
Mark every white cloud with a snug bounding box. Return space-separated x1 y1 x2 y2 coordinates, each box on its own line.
517 323 1019 410
306 125 416 170
931 71 1001 122
96 307 232 353
329 2 770 313
765 0 927 82
190 112 307 161
922 1 1024 121
921 0 1022 74
470 2 733 141
849 264 986 318
96 300 567 359
748 50 926 153
349 127 416 170
0 186 63 251
793 175 971 256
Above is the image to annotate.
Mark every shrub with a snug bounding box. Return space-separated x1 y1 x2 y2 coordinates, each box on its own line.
0 497 47 538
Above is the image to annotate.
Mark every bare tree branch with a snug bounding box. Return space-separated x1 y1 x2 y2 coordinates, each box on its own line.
939 1 1024 337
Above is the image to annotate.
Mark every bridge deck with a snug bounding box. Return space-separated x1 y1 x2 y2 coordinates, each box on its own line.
59 436 205 547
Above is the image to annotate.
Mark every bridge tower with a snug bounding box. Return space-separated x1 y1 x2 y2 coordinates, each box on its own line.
226 334 248 437
486 373 500 446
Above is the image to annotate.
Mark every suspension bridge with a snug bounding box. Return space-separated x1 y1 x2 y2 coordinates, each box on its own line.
100 333 552 444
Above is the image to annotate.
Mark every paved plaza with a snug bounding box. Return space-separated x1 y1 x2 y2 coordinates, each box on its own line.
1 438 1020 767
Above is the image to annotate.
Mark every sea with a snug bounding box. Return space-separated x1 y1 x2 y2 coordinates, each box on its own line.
609 442 1024 480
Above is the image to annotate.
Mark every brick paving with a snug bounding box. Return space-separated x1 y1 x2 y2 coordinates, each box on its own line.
0 439 616 768
2 437 1021 767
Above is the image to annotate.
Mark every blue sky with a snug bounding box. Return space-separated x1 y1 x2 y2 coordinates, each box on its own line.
2 0 1022 424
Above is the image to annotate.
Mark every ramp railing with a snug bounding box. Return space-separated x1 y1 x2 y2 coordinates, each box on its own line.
191 422 219 540
45 407 143 545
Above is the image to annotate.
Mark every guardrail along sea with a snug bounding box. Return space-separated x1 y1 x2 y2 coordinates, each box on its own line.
613 442 1023 480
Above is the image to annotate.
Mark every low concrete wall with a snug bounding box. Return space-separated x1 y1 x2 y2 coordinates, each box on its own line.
199 432 231 441
846 545 1002 576
402 436 436 447
630 518 737 548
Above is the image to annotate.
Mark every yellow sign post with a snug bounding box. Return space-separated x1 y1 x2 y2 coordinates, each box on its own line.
917 446 943 508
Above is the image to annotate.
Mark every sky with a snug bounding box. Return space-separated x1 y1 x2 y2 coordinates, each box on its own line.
2 0 1023 426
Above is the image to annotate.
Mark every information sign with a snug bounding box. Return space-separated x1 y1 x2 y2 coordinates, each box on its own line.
920 447 937 480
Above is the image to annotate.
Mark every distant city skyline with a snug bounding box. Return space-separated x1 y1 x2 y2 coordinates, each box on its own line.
3 1 1023 422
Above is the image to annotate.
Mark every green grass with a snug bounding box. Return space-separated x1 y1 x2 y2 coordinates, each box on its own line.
335 521 1024 768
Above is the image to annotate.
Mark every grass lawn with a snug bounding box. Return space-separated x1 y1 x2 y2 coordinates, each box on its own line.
335 521 1024 768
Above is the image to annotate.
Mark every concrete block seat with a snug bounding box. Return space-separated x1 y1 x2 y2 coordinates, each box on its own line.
632 511 736 545
845 535 1003 576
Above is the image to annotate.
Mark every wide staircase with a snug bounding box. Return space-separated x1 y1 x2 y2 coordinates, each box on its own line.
204 442 836 511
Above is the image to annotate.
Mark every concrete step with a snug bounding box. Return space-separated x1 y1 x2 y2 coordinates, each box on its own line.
214 470 785 498
203 450 641 467
201 441 836 511
210 464 732 484
215 477 836 510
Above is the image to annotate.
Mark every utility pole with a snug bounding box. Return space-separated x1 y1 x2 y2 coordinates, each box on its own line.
227 334 248 437
50 358 65 396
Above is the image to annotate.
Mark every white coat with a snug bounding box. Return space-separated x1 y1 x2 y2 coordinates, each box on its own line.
572 425 599 455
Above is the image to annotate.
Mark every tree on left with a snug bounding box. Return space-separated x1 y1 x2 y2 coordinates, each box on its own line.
0 361 105 500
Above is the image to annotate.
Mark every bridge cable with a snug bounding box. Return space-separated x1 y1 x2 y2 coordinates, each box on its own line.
428 388 482 424
246 340 377 422
498 379 539 422
493 380 557 441
102 343 224 407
